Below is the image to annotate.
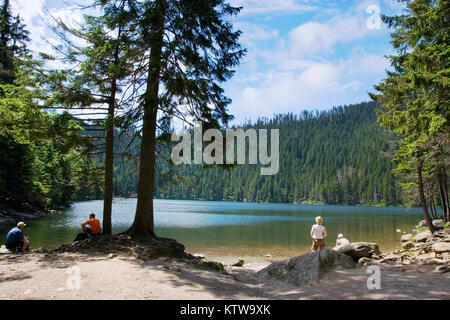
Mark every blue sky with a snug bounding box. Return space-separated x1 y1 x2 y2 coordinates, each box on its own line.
13 0 406 124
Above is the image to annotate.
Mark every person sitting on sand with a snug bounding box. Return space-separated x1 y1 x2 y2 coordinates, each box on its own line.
5 222 29 252
310 216 327 251
335 233 350 247
74 213 102 242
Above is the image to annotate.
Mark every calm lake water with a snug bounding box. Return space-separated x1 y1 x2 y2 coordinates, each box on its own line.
1 199 424 258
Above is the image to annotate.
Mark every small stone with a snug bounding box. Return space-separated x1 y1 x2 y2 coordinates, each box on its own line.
431 242 450 254
416 252 436 261
433 265 449 274
413 231 431 243
418 220 427 227
107 253 118 259
358 257 372 266
263 254 272 258
396 229 402 233
401 234 413 242
432 219 444 228
193 253 205 259
231 259 245 267
402 242 414 249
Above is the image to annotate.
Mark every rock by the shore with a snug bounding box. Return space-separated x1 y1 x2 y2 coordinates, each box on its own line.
432 242 450 254
418 220 427 227
231 259 245 267
52 234 191 261
432 220 444 228
334 242 381 260
359 224 450 271
401 234 413 242
402 242 415 249
413 231 431 243
254 249 355 287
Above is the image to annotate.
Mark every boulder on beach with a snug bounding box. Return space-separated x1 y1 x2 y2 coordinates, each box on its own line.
402 242 414 249
432 242 450 254
432 220 444 228
254 249 355 287
334 242 381 260
413 231 431 243
231 259 245 267
401 234 413 242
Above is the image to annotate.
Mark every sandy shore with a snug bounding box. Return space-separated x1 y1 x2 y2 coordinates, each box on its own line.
0 251 449 300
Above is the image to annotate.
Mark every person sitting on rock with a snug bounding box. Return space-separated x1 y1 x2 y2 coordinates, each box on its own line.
74 213 102 242
310 216 327 251
5 222 29 252
335 233 350 247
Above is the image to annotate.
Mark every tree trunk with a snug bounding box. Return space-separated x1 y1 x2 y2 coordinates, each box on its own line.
438 169 448 222
102 27 122 235
125 3 164 239
417 163 435 233
102 86 116 235
442 167 450 222
430 197 438 220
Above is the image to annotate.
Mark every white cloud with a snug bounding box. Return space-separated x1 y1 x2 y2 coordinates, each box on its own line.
228 52 390 123
288 16 376 57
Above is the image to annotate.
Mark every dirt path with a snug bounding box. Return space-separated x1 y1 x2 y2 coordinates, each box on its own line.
0 252 449 300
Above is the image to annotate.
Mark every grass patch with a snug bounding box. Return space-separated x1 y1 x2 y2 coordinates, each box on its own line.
416 225 428 233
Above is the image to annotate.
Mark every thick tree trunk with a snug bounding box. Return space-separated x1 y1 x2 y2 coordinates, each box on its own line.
125 3 164 239
102 89 116 235
102 28 122 235
417 164 435 232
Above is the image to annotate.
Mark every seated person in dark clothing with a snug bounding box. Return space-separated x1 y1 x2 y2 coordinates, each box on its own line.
5 222 29 252
74 213 102 242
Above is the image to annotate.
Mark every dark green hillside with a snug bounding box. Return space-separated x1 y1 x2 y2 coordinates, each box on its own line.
111 101 402 206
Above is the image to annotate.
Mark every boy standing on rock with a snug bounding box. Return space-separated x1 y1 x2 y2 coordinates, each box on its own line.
310 216 327 251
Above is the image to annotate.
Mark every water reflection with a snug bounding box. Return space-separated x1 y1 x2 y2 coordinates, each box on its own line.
0 199 423 257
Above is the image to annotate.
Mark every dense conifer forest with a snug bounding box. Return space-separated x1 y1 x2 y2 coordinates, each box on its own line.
109 101 403 206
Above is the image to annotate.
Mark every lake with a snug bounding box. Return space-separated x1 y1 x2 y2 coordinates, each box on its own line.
1 199 424 258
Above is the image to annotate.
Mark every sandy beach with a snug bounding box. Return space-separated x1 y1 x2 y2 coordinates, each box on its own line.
1 250 449 300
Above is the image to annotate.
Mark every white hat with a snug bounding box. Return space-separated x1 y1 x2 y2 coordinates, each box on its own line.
337 233 344 239
17 222 26 228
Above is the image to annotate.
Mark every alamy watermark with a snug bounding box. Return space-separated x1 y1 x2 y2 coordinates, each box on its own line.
366 4 382 30
366 265 381 290
66 265 81 290
171 122 279 175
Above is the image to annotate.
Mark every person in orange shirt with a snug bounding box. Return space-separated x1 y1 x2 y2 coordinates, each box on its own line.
81 213 102 236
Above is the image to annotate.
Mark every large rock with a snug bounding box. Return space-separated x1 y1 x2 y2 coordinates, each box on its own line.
254 249 355 287
401 234 413 242
432 242 450 254
413 231 431 243
334 242 381 260
432 219 444 228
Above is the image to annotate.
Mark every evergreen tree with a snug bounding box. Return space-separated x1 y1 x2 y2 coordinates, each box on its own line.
371 0 450 230
122 0 245 238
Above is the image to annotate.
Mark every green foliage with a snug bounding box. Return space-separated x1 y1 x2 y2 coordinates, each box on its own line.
111 102 403 206
0 1 102 210
371 0 449 221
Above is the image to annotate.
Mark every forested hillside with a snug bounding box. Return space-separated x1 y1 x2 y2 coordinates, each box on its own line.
111 101 403 206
